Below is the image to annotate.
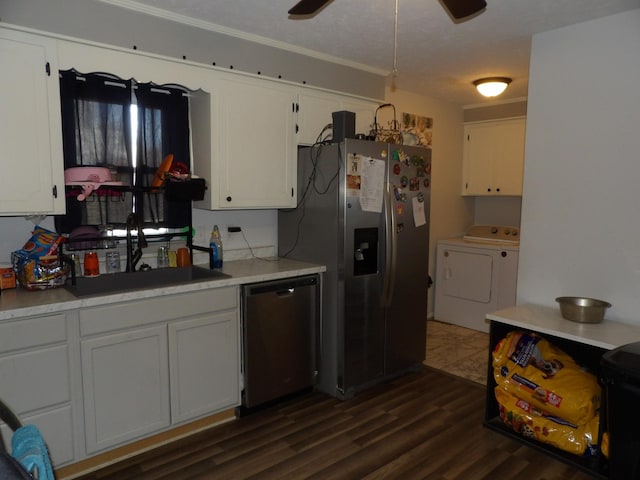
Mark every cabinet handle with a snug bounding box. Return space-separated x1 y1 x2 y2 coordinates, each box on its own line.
226 196 232 202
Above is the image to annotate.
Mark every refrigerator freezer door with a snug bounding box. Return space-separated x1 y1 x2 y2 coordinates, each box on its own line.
384 144 431 374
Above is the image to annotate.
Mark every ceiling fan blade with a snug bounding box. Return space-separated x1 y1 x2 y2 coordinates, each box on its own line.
440 0 487 19
288 0 332 15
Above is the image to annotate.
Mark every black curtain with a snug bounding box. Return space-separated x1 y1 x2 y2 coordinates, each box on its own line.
56 69 192 233
135 83 191 227
57 70 133 232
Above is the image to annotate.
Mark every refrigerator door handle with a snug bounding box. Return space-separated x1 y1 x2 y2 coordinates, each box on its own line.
382 185 397 307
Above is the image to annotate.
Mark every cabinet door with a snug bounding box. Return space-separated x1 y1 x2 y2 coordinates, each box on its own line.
462 118 525 196
0 406 75 467
217 77 297 208
296 93 378 146
81 325 170 453
463 123 496 195
168 311 239 423
0 29 64 214
297 91 342 145
341 98 377 138
491 120 526 195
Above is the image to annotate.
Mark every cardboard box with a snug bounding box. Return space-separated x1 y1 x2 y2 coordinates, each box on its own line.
0 267 17 290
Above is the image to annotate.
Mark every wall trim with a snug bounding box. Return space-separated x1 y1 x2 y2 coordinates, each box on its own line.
97 0 389 77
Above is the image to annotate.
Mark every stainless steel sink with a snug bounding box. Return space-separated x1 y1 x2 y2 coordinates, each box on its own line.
65 265 230 297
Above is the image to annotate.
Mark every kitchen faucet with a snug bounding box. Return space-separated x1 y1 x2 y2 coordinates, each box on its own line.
125 213 148 272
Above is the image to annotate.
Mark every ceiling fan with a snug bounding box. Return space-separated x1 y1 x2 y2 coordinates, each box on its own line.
288 0 487 20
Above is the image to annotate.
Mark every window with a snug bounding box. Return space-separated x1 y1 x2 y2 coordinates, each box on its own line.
55 69 192 235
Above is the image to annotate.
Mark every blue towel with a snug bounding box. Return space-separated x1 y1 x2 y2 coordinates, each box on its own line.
11 425 55 480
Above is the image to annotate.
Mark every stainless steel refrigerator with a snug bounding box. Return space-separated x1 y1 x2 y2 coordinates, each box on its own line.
278 138 431 399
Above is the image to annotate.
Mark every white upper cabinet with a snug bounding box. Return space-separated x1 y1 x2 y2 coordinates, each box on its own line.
296 91 378 145
342 98 378 138
0 28 65 215
4 26 382 212
195 75 298 209
462 118 526 196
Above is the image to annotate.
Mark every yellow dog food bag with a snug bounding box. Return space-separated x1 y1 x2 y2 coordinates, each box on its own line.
493 331 600 425
495 387 600 456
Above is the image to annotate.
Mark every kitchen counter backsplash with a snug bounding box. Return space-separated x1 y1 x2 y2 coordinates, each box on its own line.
0 257 325 321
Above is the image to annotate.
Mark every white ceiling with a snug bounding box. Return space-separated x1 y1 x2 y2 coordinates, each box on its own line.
108 0 639 106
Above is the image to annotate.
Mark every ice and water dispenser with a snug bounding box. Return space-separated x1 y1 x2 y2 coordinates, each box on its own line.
354 228 378 276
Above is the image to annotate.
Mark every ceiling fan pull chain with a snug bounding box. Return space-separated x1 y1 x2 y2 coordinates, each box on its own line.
392 0 399 77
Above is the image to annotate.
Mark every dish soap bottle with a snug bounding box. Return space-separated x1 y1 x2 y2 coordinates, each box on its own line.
209 225 223 269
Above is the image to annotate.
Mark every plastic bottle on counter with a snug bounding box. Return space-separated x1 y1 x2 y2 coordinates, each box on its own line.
209 225 223 269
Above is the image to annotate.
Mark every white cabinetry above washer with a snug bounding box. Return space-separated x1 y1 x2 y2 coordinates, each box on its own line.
462 118 526 196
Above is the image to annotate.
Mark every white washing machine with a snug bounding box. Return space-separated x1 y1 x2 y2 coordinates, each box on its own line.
434 225 520 333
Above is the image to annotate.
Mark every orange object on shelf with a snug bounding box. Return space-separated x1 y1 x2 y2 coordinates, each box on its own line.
152 154 174 189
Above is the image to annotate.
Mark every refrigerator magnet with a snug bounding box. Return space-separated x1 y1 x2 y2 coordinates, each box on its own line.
401 176 409 188
423 178 431 188
397 204 404 216
393 163 401 175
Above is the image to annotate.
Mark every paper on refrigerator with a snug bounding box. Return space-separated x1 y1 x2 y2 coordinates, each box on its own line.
359 157 385 213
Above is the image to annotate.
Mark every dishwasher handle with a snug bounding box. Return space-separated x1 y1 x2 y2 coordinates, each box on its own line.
243 275 318 296
276 288 295 297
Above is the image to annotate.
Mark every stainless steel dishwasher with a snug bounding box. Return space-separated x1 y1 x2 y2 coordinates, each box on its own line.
241 274 320 409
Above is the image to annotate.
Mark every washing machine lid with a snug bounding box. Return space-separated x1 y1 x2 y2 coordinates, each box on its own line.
462 224 520 246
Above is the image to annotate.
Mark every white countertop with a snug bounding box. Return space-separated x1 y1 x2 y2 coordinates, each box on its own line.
0 257 325 321
487 304 640 350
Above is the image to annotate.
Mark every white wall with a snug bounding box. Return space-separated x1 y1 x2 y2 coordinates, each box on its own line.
384 87 471 317
517 9 640 325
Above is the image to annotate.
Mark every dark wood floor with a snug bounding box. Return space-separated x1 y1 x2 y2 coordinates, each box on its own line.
74 367 596 480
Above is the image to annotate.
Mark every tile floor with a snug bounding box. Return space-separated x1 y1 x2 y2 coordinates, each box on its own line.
425 319 490 385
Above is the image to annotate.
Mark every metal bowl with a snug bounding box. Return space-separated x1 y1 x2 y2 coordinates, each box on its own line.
555 297 612 324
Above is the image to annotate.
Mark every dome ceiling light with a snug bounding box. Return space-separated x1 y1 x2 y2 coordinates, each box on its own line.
473 77 512 97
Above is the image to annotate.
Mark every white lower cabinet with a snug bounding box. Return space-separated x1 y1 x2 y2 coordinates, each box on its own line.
169 311 239 423
81 325 170 454
79 287 240 454
0 312 76 466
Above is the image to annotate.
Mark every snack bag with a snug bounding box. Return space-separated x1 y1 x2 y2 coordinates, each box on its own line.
14 226 64 259
493 331 600 425
496 387 600 456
